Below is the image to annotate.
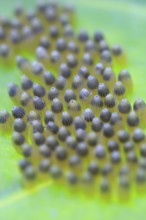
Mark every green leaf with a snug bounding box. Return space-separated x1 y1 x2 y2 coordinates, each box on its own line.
0 0 146 219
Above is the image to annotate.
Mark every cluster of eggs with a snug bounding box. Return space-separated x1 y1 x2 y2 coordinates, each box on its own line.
0 1 146 200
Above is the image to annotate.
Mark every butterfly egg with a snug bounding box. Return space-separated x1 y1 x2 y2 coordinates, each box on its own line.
49 165 62 182
100 50 112 66
76 142 89 158
117 130 130 143
73 116 86 130
10 17 22 30
18 159 31 172
39 36 51 50
8 83 21 104
45 6 57 23
22 26 33 42
13 118 26 133
33 131 45 146
107 140 119 152
97 83 109 98
124 141 134 153
58 126 70 142
112 44 123 57
102 123 114 139
113 81 126 100
110 112 123 130
104 94 116 110
64 89 76 103
30 119 44 133
61 111 73 127
68 100 81 117
66 53 78 69
25 9 36 21
47 121 59 135
21 75 33 92
24 165 36 182
49 25 59 40
50 50 61 69
12 106 25 119
81 171 94 195
38 159 51 175
51 98 63 114
118 69 133 93
79 88 91 109
0 110 12 133
33 96 46 119
87 132 98 147
132 128 145 143
127 111 139 129
86 75 98 92
102 67 116 89
20 92 32 109
9 29 22 47
126 151 137 164
65 171 78 189
78 29 89 43
94 30 104 43
67 41 79 54
85 39 97 54
16 56 30 74
33 83 46 98
36 0 48 12
99 178 111 199
44 110 54 124
39 144 52 158
56 38 67 52
55 76 66 91
55 146 68 168
91 117 103 133
118 98 131 119
46 135 59 150
63 24 74 38
78 66 90 80
59 64 71 82
90 95 103 114
0 27 6 42
82 52 93 66
66 136 77 152
27 110 40 122
36 46 49 64
43 70 55 87
133 99 146 126
110 151 121 165
31 17 43 35
12 132 25 152
82 108 94 123
31 61 44 80
0 44 11 63
59 13 69 26
140 143 146 157
68 155 81 169
48 87 59 102
94 144 106 164
135 168 146 192
72 75 83 91
98 39 109 52
138 158 146 170
76 128 86 142
21 143 33 158
100 108 111 123
88 160 99 177
94 62 104 82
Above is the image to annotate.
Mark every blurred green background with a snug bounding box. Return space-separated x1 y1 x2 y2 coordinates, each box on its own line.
0 0 146 219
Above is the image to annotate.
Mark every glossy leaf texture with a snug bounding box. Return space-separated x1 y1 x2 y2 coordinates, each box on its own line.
0 0 146 219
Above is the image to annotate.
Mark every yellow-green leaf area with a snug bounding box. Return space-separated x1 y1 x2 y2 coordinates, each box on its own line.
0 0 146 220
